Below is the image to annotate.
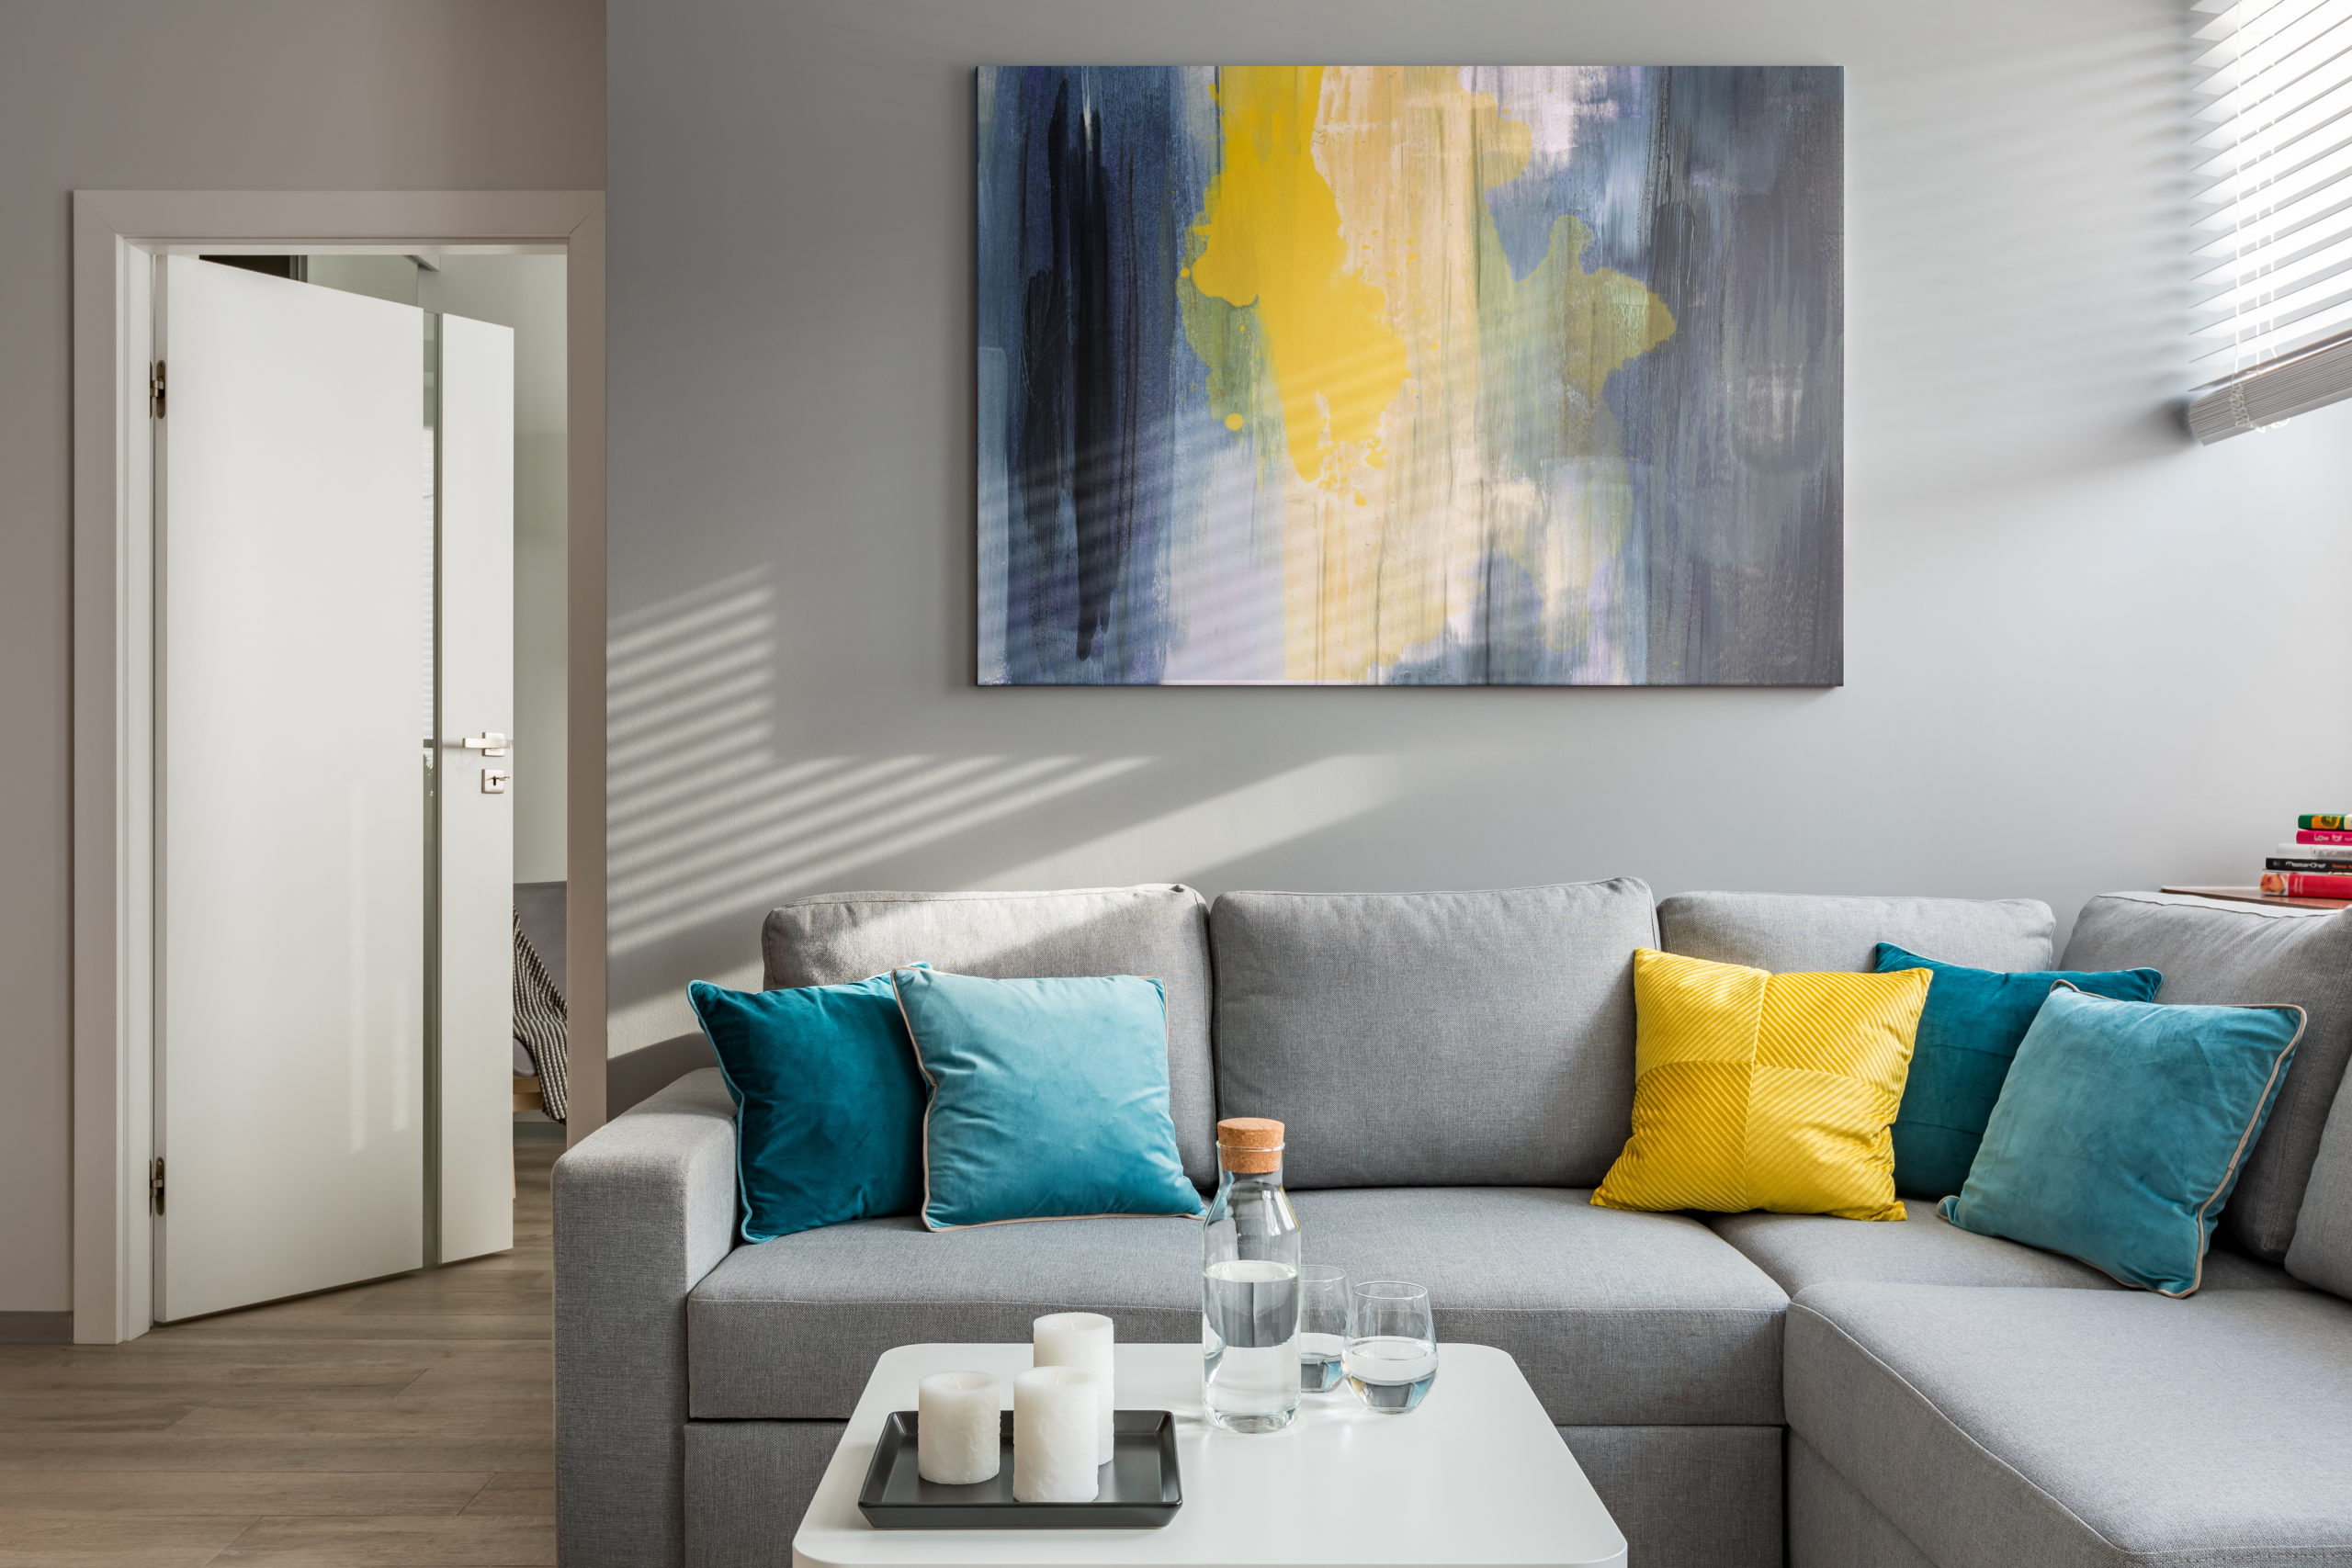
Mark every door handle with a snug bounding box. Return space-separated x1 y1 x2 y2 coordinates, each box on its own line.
451 732 509 757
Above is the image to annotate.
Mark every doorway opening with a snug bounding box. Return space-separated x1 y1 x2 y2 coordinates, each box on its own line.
72 190 605 1346
144 248 569 1324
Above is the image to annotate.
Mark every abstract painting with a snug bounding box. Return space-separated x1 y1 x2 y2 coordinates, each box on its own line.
977 66 1843 685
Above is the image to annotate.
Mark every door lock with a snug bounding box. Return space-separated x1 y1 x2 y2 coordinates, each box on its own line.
481 769 511 795
456 731 509 757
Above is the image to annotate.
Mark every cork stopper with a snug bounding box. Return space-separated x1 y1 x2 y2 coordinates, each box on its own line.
1217 1117 1285 1175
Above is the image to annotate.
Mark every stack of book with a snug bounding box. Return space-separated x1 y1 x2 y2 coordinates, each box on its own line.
2261 815 2352 898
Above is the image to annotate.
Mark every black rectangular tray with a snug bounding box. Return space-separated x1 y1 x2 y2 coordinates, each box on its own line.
857 1409 1181 1529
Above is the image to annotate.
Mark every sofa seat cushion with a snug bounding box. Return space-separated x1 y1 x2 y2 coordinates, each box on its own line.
689 1187 1789 1426
1286 1189 1785 1425
1711 1207 2122 1293
1713 1209 2307 1298
1786 1282 2352 1568
688 1213 1199 1419
1712 1213 2314 1297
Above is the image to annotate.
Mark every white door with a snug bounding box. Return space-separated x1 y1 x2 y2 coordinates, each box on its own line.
156 255 428 1320
436 313 517 1265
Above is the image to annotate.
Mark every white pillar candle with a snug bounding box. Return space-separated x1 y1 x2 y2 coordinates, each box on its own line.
1011 1366 1100 1503
916 1371 1002 1485
1032 1311 1115 1464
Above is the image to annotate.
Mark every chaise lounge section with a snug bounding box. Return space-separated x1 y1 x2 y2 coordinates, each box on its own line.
554 882 2352 1568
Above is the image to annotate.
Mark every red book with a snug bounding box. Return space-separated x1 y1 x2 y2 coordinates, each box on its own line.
2261 871 2352 897
2295 829 2352 845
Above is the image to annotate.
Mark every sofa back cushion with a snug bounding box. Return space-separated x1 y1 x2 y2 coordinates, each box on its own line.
763 886 1217 1187
2062 892 2352 1263
1209 880 1657 1190
1658 891 2056 974
2287 1068 2352 1297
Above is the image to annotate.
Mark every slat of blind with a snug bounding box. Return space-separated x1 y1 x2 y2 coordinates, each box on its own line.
2191 73 2352 174
2188 0 2352 436
2198 0 2312 38
2196 0 2350 90
2198 134 2352 240
2196 159 2349 255
2197 21 2352 128
2197 227 2352 314
2193 185 2352 264
2196 281 2352 358
2196 0 2349 84
2196 37 2352 178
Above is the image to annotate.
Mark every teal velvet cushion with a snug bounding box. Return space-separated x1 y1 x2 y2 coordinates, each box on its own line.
1873 942 2162 1198
889 967 1204 1230
1939 985 2304 1295
688 971 928 1243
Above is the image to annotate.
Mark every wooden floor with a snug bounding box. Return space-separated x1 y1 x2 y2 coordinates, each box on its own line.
0 1142 559 1566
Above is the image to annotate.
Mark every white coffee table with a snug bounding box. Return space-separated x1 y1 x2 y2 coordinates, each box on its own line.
792 1343 1626 1568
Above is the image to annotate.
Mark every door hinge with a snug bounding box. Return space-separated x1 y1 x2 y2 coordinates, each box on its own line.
149 1156 165 1215
149 360 166 419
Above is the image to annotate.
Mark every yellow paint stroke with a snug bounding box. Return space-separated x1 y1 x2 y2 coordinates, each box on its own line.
1182 67 1676 682
1312 67 1675 680
1189 68 1408 489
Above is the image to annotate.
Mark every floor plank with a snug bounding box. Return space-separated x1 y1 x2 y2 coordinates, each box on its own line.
0 1471 492 1517
166 1404 551 1441
0 1143 558 1566
0 1508 255 1567
151 1316 550 1343
0 1398 196 1433
0 1434 550 1473
458 1472 554 1516
209 1512 555 1566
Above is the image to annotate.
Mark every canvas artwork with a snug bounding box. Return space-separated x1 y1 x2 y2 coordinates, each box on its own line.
976 66 1843 686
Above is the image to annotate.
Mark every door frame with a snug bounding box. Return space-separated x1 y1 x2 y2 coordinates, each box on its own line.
72 190 609 1345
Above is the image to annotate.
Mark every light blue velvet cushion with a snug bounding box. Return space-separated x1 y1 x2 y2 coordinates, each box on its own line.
889 967 1204 1230
687 968 929 1244
1873 942 2162 1200
1940 985 2304 1295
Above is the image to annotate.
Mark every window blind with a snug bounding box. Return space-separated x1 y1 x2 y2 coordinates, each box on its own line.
2186 0 2352 441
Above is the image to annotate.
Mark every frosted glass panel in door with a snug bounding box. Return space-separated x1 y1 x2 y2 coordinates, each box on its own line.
156 254 426 1322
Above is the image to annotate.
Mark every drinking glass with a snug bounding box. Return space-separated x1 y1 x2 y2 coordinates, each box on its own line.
1295 1266 1349 1393
1344 1280 1438 1415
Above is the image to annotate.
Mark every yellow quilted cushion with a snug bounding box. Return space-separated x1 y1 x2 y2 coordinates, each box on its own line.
1591 949 1929 1221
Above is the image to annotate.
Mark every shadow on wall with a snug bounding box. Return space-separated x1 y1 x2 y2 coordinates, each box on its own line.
605 568 1457 1084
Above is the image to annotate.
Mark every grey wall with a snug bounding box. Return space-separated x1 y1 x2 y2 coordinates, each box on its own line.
606 0 2352 1055
0 0 602 1314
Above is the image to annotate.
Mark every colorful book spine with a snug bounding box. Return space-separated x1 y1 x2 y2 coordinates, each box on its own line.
2295 829 2352 845
2261 871 2352 897
2300 815 2352 829
2268 858 2352 874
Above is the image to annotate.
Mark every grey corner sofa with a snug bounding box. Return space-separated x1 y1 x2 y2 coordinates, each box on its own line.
552 882 2352 1568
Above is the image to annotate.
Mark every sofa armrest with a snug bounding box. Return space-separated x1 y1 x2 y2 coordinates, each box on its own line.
554 1066 739 1568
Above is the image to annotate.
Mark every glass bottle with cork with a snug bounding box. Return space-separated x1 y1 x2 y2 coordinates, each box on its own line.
1201 1116 1301 1432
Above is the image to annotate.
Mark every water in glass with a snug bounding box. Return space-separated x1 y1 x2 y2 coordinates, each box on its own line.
1296 1264 1349 1393
1346 1280 1437 1416
1342 1337 1440 1412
